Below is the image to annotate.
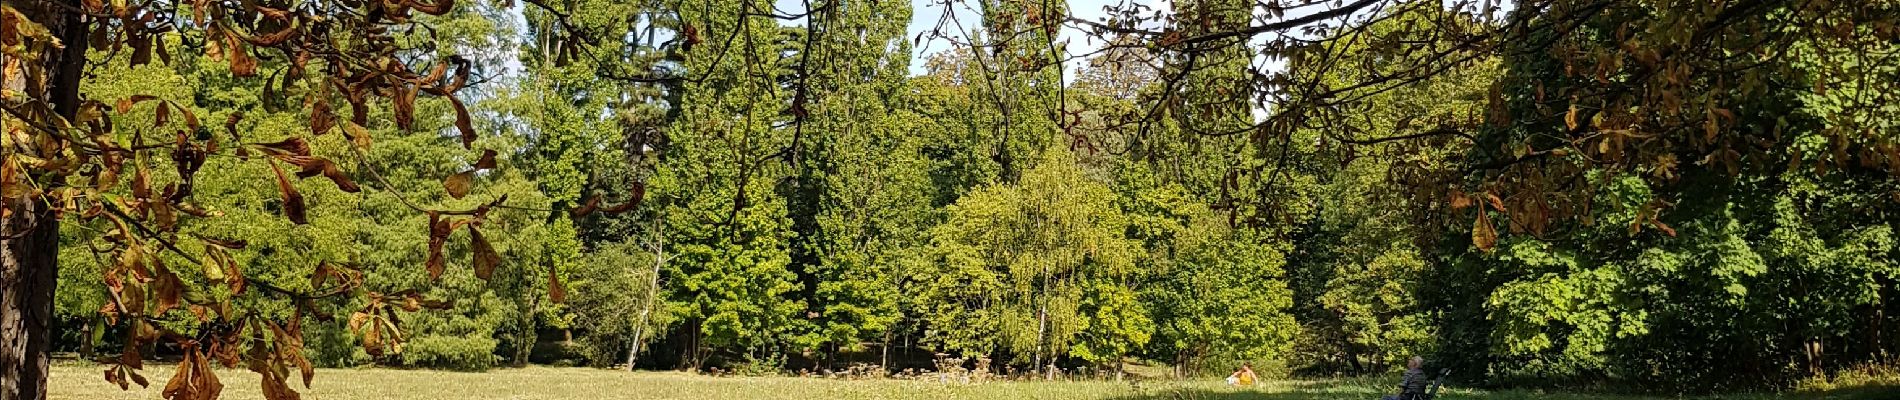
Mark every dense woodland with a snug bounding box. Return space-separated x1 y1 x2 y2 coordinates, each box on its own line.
5 0 1900 398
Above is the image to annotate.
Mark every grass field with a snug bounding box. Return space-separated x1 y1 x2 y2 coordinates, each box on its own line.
45 363 1899 400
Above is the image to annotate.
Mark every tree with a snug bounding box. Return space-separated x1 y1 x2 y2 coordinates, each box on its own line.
1123 181 1298 377
638 0 809 369
1 1 594 398
777 0 921 367
917 149 1143 369
1053 0 1900 242
565 240 671 367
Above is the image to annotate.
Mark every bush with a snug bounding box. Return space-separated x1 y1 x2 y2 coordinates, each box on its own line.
730 352 788 376
529 336 587 365
400 335 500 371
1796 362 1900 392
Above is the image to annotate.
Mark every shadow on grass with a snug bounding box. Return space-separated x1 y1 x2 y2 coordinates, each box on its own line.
1103 383 1900 400
1784 383 1900 400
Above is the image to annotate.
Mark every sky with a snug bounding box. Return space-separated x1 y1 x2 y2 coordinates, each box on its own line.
500 0 1194 81
771 0 1175 79
506 0 1506 82
494 0 1508 123
903 0 1170 77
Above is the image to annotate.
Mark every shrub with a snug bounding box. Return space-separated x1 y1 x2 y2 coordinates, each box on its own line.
400 335 501 371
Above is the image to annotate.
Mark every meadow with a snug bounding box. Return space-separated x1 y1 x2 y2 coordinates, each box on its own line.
44 363 1900 400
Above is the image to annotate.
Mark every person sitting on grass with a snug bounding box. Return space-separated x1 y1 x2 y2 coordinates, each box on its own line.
1381 356 1428 400
1225 363 1258 386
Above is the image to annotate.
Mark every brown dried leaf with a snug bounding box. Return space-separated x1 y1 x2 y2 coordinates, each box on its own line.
178 105 200 132
547 265 566 303
1472 212 1498 252
470 227 499 280
398 297 421 312
130 31 152 65
195 235 248 250
269 161 308 225
119 245 150 282
393 85 417 131
162 349 223 400
155 102 171 126
294 353 314 389
117 95 158 115
224 113 245 144
199 245 229 282
1 157 24 199
419 299 453 309
343 121 373 150
1483 193 1505 211
88 15 109 46
1448 190 1473 210
155 33 170 65
228 38 257 77
254 137 310 156
152 199 177 232
473 149 497 170
226 256 246 295
1651 217 1677 237
362 323 383 357
348 312 371 334
1565 104 1580 131
204 29 224 61
131 157 152 201
443 170 474 199
260 369 301 400
122 341 143 369
152 258 182 315
309 97 334 136
282 156 360 193
426 212 450 280
161 356 188 397
421 63 449 86
309 261 333 289
451 97 476 149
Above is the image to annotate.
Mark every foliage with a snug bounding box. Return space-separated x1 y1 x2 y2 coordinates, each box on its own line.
10 0 1900 397
917 149 1147 366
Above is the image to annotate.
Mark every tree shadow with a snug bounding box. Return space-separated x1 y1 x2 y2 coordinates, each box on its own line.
1106 383 1390 400
1786 383 1900 400
1102 383 1900 400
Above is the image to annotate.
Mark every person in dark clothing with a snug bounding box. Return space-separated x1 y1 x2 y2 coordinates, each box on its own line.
1380 356 1428 400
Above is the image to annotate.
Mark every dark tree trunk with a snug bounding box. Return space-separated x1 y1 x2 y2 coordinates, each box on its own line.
3 0 82 398
880 331 891 372
1 205 60 400
77 316 95 360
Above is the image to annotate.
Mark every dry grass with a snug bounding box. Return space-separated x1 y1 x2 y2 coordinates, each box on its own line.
51 363 1161 400
46 363 1900 400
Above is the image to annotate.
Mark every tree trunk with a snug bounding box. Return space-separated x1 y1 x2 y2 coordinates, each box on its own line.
1173 350 1186 378
1806 337 1826 377
1 205 59 400
880 330 892 371
512 289 540 368
679 318 703 371
626 219 667 371
625 326 643 370
3 0 83 397
77 317 95 360
1033 266 1049 372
